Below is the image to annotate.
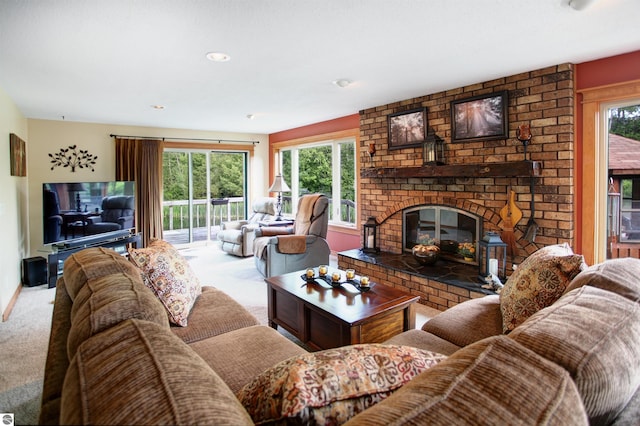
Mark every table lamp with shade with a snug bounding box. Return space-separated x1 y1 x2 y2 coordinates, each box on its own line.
268 174 290 221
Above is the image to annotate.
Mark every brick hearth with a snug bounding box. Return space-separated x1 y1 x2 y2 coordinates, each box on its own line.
338 249 494 311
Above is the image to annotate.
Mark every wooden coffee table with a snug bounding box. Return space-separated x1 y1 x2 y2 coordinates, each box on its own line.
265 267 419 351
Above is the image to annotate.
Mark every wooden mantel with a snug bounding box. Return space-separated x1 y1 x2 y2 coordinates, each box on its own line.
360 160 542 179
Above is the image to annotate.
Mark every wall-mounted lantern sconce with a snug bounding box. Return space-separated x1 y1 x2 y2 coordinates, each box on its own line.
422 134 444 165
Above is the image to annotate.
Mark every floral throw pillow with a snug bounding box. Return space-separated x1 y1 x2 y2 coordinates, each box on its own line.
237 344 446 425
500 243 586 333
128 239 202 326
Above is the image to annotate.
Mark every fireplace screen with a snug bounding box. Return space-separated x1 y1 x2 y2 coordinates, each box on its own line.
403 206 480 258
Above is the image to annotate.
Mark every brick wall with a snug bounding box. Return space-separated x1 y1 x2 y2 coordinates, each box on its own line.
359 64 575 265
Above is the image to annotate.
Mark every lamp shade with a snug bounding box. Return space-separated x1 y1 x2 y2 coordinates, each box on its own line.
268 175 290 193
67 183 86 192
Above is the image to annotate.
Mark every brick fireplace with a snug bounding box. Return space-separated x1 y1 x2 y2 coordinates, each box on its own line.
338 63 576 310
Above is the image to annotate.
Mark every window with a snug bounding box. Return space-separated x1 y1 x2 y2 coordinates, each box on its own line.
619 178 640 242
279 138 356 226
578 80 640 264
605 102 640 250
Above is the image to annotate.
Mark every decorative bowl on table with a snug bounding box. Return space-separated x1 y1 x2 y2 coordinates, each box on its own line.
412 244 440 266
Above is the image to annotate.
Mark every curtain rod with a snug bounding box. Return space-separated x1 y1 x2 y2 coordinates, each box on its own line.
109 134 259 145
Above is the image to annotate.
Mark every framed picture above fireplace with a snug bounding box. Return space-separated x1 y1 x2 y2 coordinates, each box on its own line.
388 107 427 150
451 91 508 143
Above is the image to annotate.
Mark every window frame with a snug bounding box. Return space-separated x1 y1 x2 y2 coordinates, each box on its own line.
272 129 359 230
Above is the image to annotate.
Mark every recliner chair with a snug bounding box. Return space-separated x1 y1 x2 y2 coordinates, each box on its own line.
253 194 330 278
86 195 135 235
217 197 277 257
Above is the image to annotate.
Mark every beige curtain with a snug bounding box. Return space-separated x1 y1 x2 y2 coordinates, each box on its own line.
115 137 164 246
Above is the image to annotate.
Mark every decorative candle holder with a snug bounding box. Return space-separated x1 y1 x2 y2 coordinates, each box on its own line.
368 143 376 167
319 265 328 276
345 269 356 280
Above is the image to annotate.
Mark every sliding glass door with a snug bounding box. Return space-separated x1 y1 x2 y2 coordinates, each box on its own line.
162 150 248 246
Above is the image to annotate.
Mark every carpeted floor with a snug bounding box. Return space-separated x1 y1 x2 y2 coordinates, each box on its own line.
0 283 55 426
0 242 438 425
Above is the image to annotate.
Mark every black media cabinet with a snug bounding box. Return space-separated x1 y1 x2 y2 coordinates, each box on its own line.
47 232 142 288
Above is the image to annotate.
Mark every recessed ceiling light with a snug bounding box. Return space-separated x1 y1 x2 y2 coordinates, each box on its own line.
246 114 255 120
206 52 231 62
567 0 598 10
151 105 165 110
332 79 351 88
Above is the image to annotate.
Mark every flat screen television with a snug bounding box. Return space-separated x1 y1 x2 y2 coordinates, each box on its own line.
43 181 136 246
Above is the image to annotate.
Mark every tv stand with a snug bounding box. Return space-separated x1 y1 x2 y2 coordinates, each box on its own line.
47 232 142 288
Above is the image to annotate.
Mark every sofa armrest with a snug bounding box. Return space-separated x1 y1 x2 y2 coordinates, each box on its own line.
87 216 103 225
117 215 134 228
240 223 259 235
421 295 502 347
39 278 73 425
254 226 293 238
221 220 248 231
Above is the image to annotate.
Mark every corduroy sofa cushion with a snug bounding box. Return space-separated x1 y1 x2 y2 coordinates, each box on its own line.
421 294 503 346
67 270 169 361
190 325 308 394
171 286 260 344
61 319 253 425
343 336 588 426
509 285 640 425
62 247 142 300
383 329 461 356
563 257 640 302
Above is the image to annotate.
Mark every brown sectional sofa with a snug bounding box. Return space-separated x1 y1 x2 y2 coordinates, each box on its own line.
38 248 306 425
39 247 640 425
384 257 640 425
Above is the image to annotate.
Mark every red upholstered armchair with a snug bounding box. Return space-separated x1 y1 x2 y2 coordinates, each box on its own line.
253 194 330 278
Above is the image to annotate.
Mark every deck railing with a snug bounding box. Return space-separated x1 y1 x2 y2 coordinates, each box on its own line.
162 196 356 232
162 197 245 231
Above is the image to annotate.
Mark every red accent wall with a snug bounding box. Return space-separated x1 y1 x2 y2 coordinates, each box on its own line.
576 50 640 90
269 114 361 254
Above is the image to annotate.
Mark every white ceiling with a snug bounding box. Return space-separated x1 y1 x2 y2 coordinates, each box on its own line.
0 0 639 135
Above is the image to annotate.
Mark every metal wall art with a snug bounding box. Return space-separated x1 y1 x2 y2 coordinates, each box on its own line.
49 145 98 172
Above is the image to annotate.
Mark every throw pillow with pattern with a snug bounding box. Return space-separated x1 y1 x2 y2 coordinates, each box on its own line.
128 239 202 326
237 344 446 425
500 243 586 333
